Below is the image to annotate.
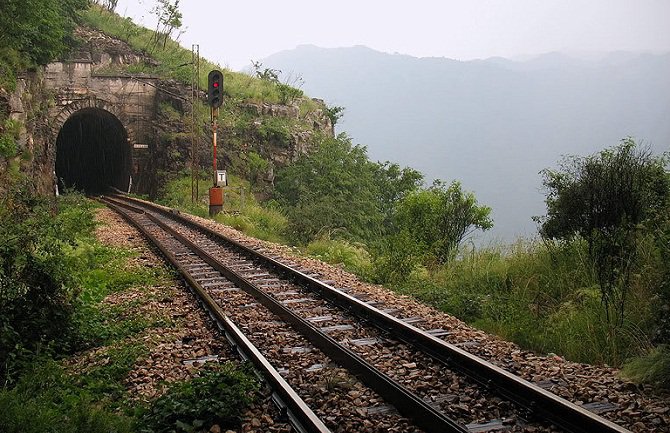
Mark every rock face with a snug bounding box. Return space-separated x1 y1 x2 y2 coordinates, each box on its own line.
0 72 55 199
0 26 333 199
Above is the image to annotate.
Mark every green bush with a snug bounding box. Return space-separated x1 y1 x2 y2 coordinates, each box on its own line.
370 231 423 285
257 117 292 148
215 203 288 243
139 363 258 433
306 237 372 275
0 360 133 433
0 119 22 158
0 189 98 383
623 345 670 389
381 237 662 366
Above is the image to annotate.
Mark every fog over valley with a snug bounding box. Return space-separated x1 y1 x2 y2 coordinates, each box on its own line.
262 47 670 241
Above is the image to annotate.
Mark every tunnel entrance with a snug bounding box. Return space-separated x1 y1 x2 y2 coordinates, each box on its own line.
55 108 132 194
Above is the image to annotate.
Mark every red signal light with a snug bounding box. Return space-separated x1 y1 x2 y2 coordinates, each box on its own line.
207 70 223 108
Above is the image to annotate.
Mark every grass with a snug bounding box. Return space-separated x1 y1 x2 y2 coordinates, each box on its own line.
139 363 257 433
384 238 660 367
79 6 280 104
622 345 670 389
305 237 372 276
0 361 133 433
158 171 289 243
0 193 256 430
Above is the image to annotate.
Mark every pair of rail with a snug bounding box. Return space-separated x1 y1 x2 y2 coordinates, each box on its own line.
101 194 630 433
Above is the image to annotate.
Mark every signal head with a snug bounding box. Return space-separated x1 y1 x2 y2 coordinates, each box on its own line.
207 70 223 108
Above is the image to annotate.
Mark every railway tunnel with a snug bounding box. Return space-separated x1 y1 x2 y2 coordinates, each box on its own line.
55 108 132 194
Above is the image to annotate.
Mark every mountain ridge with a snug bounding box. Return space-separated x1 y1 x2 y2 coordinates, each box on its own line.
261 46 670 241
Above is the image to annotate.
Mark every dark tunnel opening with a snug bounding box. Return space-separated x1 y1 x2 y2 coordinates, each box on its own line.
55 108 132 194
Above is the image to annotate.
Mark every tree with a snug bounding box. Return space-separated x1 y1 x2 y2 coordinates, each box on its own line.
537 139 670 325
324 105 345 127
150 0 183 49
395 180 493 264
94 0 118 11
274 133 384 244
373 162 423 234
0 0 88 65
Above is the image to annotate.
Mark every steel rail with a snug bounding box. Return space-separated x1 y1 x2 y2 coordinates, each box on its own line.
104 195 468 433
108 194 632 433
100 197 332 433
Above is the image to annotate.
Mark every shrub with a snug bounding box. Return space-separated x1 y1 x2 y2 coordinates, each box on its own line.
139 363 257 433
0 189 98 383
0 119 22 158
257 117 291 148
623 345 670 389
306 237 372 275
0 359 133 433
537 139 670 326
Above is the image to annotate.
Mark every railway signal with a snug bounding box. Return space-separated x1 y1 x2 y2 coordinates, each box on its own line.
207 70 223 108
208 70 224 216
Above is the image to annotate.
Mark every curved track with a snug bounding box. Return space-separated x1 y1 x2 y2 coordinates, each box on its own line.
101 194 631 433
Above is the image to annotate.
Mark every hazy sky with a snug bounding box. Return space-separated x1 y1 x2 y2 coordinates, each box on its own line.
113 0 670 70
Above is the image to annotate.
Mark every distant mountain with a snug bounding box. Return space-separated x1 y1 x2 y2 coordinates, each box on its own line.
261 46 670 242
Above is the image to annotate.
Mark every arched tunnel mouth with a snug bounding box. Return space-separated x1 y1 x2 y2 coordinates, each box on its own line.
56 108 132 194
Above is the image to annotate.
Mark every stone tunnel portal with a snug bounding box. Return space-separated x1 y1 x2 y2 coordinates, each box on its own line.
55 108 132 194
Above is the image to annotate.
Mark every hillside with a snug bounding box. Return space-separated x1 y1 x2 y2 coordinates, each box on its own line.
261 45 670 240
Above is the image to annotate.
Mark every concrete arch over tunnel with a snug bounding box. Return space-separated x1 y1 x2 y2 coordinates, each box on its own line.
55 107 132 194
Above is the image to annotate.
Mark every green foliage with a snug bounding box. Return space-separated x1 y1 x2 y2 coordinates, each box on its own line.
277 83 303 105
251 61 280 83
0 0 86 88
0 360 133 433
386 238 657 365
139 363 257 433
73 243 172 347
80 6 282 103
305 237 372 275
373 162 424 234
370 231 423 284
0 118 22 158
394 180 493 264
324 105 344 126
0 187 168 384
0 0 87 65
157 171 288 243
623 345 670 389
215 204 288 243
537 139 670 325
257 117 292 148
149 0 182 50
246 151 269 188
274 133 386 243
652 213 670 345
0 189 97 383
250 61 304 104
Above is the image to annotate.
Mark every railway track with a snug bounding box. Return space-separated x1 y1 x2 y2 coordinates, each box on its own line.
100 194 631 433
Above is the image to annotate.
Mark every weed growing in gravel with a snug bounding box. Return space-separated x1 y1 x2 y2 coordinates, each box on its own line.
139 363 258 433
74 342 150 407
73 242 174 347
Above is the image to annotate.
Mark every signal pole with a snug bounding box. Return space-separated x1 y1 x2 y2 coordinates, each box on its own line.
207 70 224 216
191 44 200 203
